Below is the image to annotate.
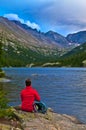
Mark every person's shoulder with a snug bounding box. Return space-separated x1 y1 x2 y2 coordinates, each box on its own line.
21 88 26 93
30 86 35 91
32 88 38 93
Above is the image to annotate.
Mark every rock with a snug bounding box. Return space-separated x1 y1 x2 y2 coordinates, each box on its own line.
0 78 11 82
0 123 21 130
0 108 86 130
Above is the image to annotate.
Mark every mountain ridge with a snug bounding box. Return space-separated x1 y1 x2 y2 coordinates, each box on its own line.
12 20 67 48
0 16 66 67
66 31 86 44
45 30 69 47
12 19 86 47
0 16 86 67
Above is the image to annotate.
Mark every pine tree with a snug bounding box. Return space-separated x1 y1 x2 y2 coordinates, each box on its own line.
0 31 3 68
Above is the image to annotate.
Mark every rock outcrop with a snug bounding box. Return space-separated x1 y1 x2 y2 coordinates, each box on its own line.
0 108 86 130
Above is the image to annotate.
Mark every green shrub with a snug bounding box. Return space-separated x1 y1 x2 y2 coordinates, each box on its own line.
0 71 5 77
0 108 14 118
0 90 9 109
0 89 16 119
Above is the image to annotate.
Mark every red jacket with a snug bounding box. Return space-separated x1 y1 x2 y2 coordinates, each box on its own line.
20 85 40 112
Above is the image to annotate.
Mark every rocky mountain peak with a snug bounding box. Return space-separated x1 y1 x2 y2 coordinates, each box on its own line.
66 31 86 44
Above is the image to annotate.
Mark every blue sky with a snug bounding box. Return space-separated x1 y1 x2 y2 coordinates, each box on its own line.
0 0 86 36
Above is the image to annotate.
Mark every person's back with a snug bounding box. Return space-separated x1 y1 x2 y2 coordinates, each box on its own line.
21 79 40 112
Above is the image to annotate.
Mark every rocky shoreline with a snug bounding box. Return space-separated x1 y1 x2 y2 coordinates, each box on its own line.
0 108 86 130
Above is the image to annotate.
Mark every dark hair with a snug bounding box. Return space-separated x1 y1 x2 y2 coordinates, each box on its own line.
25 79 31 86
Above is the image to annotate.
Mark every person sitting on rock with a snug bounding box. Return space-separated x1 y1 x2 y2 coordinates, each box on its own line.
20 78 41 112
14 78 47 113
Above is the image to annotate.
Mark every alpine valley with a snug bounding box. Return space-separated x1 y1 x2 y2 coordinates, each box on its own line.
0 16 86 67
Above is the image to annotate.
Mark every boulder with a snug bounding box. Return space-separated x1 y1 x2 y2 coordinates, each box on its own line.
0 108 86 130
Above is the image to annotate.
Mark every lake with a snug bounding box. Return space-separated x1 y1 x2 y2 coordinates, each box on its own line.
1 67 86 123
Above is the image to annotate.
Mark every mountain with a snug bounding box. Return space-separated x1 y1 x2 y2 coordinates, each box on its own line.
0 16 67 67
62 42 86 56
66 31 86 44
1 16 86 67
12 20 69 48
45 31 69 47
0 17 59 49
58 42 86 67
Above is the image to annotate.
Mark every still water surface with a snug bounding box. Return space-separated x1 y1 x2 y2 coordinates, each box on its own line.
1 67 86 123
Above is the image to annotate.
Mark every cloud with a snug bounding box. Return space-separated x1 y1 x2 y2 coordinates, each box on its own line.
23 0 86 35
2 0 86 35
40 1 85 23
4 13 40 31
26 21 40 30
4 14 24 23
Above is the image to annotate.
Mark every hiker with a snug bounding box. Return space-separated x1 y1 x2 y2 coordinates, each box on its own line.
20 78 41 112
14 78 47 113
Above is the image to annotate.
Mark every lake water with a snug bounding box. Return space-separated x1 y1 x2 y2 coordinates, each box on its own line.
1 67 86 123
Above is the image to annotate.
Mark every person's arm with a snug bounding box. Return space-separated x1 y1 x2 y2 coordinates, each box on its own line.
34 90 41 101
20 91 23 102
